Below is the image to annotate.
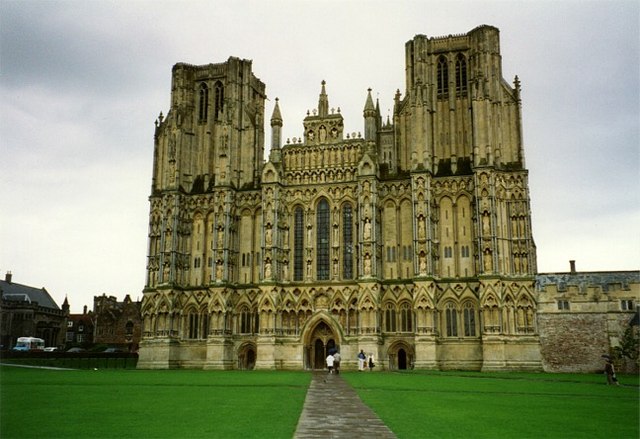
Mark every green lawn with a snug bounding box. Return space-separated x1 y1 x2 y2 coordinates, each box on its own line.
0 366 311 439
343 371 640 439
1 366 638 439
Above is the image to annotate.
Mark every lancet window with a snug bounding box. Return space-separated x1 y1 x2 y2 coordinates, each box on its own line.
316 199 330 280
342 203 354 279
437 56 449 96
294 207 304 281
455 54 467 94
198 83 208 122
214 81 224 120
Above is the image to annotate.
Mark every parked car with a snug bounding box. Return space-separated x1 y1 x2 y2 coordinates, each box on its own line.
44 347 58 352
103 348 125 353
66 347 85 353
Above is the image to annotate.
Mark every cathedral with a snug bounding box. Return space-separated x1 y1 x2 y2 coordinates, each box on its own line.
138 25 542 371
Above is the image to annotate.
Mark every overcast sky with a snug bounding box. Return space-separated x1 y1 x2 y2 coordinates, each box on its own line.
1 0 638 312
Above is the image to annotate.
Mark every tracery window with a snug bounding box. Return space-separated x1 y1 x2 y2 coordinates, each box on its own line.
385 303 397 332
455 54 467 94
188 311 207 339
445 302 458 337
198 83 209 122
437 56 449 96
342 203 353 279
238 306 257 334
463 302 476 336
214 81 224 120
316 199 330 280
294 207 304 281
400 302 413 332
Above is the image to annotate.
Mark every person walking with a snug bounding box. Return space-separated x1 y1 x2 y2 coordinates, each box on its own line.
326 353 335 374
368 354 375 371
357 350 366 371
333 351 341 374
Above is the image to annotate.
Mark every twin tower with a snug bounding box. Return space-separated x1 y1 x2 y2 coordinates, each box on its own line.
139 25 540 371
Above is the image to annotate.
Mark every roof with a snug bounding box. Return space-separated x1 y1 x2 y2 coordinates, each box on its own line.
0 279 60 310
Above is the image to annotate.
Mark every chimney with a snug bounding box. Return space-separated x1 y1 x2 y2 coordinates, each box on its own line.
83 305 88 315
569 260 576 275
5 271 12 283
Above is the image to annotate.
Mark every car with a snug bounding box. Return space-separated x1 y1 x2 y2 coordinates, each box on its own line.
103 348 125 353
66 347 85 353
44 347 58 352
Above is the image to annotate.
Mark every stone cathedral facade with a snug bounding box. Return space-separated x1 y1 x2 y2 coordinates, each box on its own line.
138 25 542 371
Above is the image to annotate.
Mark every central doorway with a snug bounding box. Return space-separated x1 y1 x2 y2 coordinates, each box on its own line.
307 321 336 370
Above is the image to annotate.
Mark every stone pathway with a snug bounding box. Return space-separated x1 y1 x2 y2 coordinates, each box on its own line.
294 371 397 438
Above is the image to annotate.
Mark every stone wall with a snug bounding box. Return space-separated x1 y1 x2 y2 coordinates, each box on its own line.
538 313 609 372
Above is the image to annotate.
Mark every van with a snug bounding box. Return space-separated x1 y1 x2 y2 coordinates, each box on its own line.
12 337 45 351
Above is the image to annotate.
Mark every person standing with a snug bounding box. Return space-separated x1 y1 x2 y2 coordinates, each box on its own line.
326 353 335 374
333 351 341 374
604 359 619 385
357 350 366 371
368 354 375 371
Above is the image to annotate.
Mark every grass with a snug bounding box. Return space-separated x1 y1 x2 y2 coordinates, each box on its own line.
0 366 311 439
1 366 638 439
342 370 640 439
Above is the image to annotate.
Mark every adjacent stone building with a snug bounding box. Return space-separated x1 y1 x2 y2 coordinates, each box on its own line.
537 263 639 373
93 294 142 351
139 25 543 370
0 272 66 349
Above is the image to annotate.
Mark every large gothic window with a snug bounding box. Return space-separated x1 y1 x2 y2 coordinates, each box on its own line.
463 302 476 336
198 83 209 122
294 207 304 281
384 303 397 332
342 203 353 279
437 56 449 97
399 302 413 332
445 302 458 337
214 81 224 120
316 199 330 280
238 306 257 334
455 54 467 94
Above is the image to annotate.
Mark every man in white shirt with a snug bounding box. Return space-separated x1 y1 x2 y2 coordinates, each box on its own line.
326 353 335 374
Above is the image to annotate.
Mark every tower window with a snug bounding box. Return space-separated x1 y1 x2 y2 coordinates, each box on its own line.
214 81 224 120
455 54 467 94
198 83 209 122
437 56 449 96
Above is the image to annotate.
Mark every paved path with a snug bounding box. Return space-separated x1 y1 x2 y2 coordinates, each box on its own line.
294 371 397 439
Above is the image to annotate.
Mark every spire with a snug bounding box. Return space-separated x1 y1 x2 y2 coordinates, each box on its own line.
270 97 283 127
318 80 329 117
363 88 377 141
271 98 283 150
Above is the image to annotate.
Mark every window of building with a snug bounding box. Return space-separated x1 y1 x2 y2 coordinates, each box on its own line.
400 302 412 332
188 313 199 339
294 207 304 281
317 199 330 280
621 300 634 311
557 300 570 310
444 246 453 258
125 321 134 336
455 54 467 94
385 303 397 332
239 306 254 334
214 81 224 120
198 82 208 122
437 56 449 96
461 246 470 258
342 203 353 279
67 321 73 328
463 302 476 336
445 303 458 337
77 334 85 343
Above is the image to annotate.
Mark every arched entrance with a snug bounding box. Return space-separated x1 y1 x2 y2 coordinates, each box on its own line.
398 348 407 370
238 343 256 370
306 321 336 370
